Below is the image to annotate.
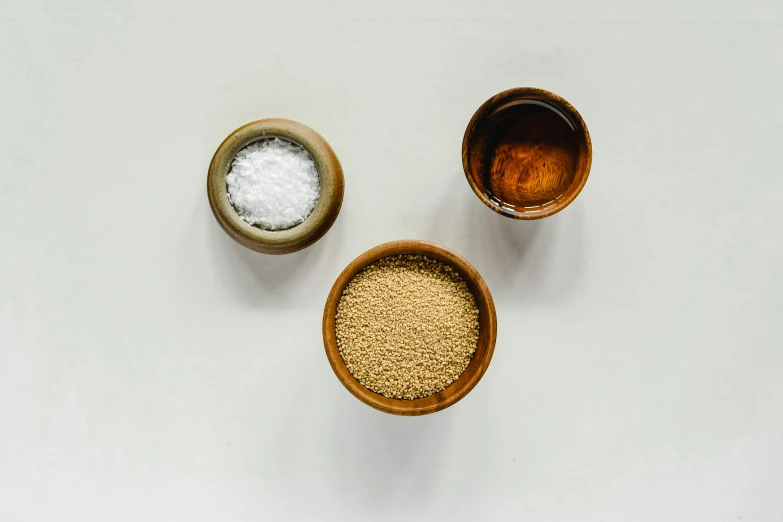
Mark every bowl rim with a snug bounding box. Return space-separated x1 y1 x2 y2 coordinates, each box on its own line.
322 240 497 416
207 118 344 255
462 87 592 220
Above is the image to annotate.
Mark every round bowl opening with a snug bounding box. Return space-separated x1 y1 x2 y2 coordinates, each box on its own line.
323 240 497 416
225 136 323 232
462 88 592 220
207 118 344 255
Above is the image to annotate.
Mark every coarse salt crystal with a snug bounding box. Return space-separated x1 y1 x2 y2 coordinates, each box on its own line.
226 138 320 230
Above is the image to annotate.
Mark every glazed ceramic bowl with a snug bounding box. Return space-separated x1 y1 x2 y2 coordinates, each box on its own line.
323 240 497 416
208 118 344 254
462 87 591 220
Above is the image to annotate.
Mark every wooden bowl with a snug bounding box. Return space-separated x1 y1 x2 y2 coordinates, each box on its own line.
462 87 592 220
322 240 497 416
207 118 344 255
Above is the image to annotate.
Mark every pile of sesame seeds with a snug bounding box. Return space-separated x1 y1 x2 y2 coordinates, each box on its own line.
335 254 480 400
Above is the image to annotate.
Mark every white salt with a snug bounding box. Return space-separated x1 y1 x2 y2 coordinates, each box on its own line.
226 138 320 230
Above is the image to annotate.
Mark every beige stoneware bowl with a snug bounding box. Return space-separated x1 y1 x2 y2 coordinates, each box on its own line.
207 118 344 255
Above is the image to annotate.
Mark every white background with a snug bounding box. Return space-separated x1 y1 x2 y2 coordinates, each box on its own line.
2 1 782 520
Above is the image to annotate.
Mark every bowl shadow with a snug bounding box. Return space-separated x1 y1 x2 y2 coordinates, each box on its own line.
207 204 345 308
328 401 448 509
429 177 585 308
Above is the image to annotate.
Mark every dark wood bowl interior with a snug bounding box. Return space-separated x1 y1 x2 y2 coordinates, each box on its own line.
322 240 497 416
462 87 592 220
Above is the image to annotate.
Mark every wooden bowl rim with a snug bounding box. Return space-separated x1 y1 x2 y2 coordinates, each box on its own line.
207 118 344 255
322 240 497 416
461 87 592 220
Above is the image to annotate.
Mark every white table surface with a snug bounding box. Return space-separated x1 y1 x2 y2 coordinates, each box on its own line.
2 1 782 520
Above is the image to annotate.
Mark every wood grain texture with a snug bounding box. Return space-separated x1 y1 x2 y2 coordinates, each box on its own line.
323 240 497 416
207 118 344 255
462 88 592 220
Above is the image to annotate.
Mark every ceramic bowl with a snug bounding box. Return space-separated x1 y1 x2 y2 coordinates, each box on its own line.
462 87 591 220
323 240 497 416
208 118 344 254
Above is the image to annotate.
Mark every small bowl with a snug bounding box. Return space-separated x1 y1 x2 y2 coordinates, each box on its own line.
462 87 592 220
208 118 344 254
322 240 497 416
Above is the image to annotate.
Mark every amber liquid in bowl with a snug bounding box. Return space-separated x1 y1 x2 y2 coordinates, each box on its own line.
468 98 582 211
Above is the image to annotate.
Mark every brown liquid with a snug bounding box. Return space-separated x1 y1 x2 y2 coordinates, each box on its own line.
469 99 582 210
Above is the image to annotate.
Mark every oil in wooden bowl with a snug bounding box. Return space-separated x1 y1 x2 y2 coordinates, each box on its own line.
462 88 592 220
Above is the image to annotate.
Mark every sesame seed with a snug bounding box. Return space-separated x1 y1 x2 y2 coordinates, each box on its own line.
335 255 480 400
